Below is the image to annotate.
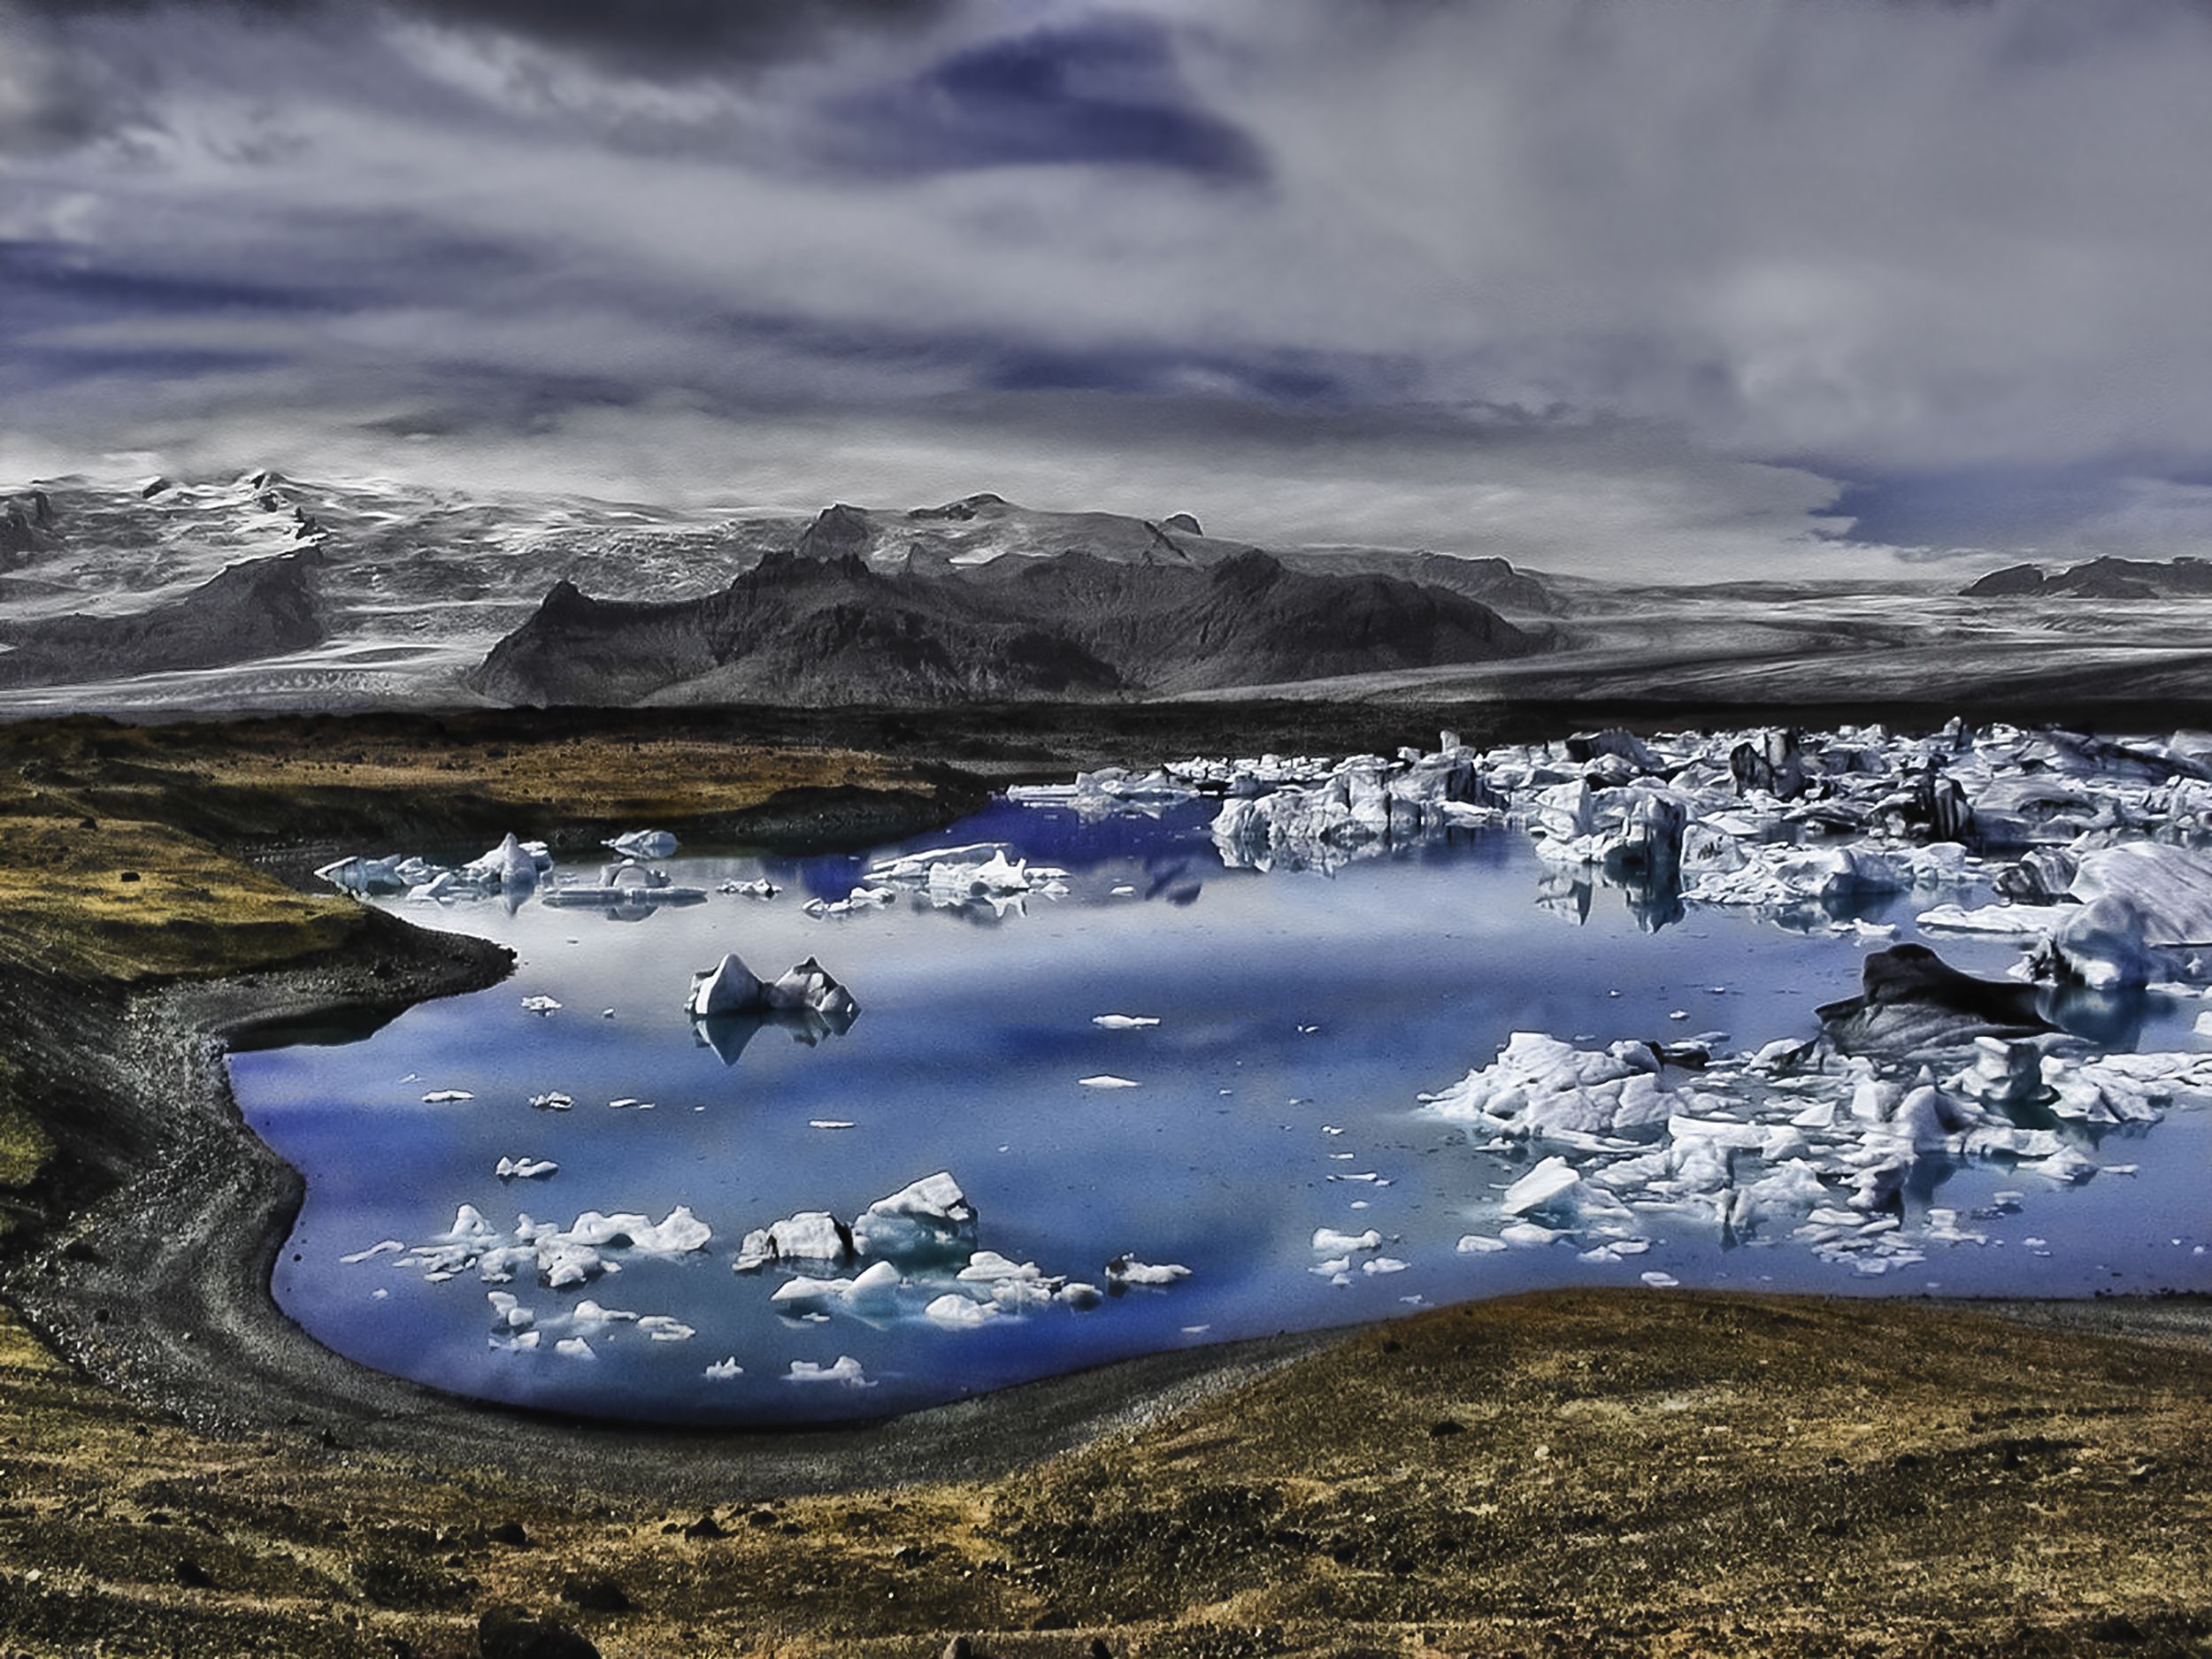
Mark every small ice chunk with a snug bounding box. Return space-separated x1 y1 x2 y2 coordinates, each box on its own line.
1456 1234 1508 1254
342 1240 405 1264
421 1090 474 1104
529 1092 573 1111
1110 1258 1191 1286
1501 1156 1581 1218
703 1356 745 1379
605 829 679 860
495 1156 558 1180
1501 1221 1562 1248
1313 1227 1383 1253
555 1336 595 1361
1640 1271 1681 1288
925 1294 1002 1328
1361 1256 1409 1275
786 1356 872 1386
1093 1015 1162 1030
1079 1074 1141 1089
520 995 562 1016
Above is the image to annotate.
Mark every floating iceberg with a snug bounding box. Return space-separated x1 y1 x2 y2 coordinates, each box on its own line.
604 829 679 860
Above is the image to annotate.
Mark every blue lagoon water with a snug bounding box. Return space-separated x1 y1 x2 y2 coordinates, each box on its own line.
230 799 2212 1424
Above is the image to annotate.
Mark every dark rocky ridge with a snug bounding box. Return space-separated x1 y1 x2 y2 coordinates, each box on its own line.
473 548 1535 707
0 551 325 687
1272 546 1564 614
0 489 55 569
1963 555 2212 599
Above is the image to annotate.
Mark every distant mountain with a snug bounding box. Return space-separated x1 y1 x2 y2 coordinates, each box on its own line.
0 472 1559 710
784 495 1565 616
1962 557 2212 599
1271 548 1563 615
787 493 1264 574
474 553 1123 707
472 548 1534 707
0 552 323 687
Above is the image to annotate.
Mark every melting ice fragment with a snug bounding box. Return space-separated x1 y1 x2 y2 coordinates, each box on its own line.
785 1356 872 1386
604 829 679 861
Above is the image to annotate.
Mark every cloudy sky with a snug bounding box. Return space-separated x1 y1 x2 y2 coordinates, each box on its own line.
4 0 2211 578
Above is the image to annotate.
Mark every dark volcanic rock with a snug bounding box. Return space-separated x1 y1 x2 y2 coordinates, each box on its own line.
1273 548 1563 615
1004 549 1533 693
473 548 1534 707
0 490 54 567
795 503 875 561
0 552 324 687
1962 563 2047 597
1963 555 2212 599
474 554 1122 707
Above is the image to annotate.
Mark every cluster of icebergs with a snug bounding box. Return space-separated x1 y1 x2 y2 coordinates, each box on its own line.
316 833 552 903
342 1171 1190 1379
732 1171 1187 1327
1421 1027 2212 1276
1007 718 2212 1282
1017 721 2212 971
316 827 711 918
796 842 1073 921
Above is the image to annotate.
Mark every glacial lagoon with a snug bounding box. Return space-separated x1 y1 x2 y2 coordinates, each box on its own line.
232 768 2212 1425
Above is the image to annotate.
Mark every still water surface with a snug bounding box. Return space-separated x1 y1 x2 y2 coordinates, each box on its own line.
230 799 2212 1423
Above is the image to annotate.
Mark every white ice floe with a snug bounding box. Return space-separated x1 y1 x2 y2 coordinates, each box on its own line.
1312 1227 1383 1253
1079 1074 1141 1089
604 829 679 861
529 1091 573 1111
735 1211 854 1270
554 1336 595 1360
1093 1014 1162 1030
1109 1257 1192 1286
495 1156 558 1180
852 1171 977 1261
421 1089 474 1103
341 1239 405 1264
925 1293 1003 1327
786 1356 872 1386
520 995 562 1015
704 1357 745 1379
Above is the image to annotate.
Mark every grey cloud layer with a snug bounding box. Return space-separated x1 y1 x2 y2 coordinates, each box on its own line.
4 0 2211 573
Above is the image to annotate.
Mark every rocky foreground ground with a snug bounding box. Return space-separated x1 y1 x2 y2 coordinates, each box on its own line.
1 704 2210 1657
1 1288 2208 1658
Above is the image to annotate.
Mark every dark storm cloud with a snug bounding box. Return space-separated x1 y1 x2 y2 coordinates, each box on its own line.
821 17 1267 182
10 0 961 76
